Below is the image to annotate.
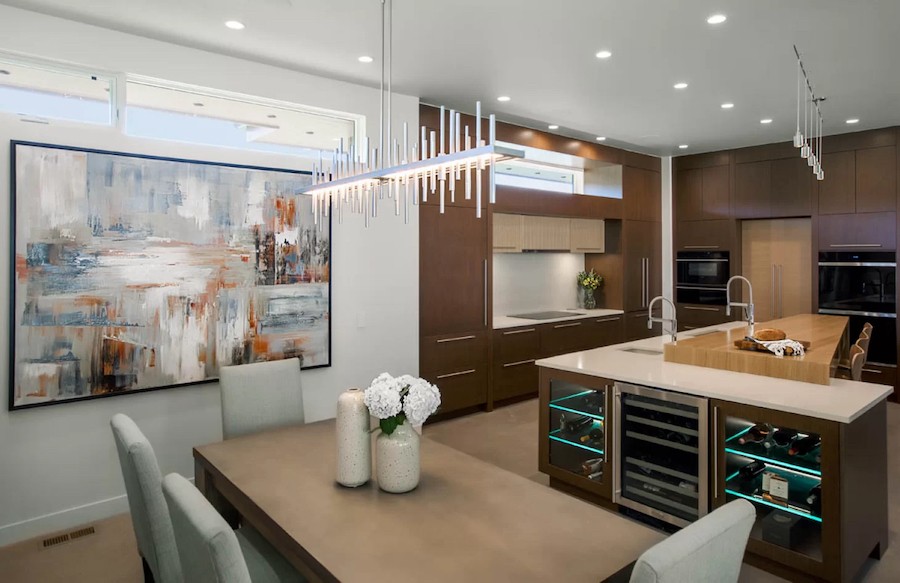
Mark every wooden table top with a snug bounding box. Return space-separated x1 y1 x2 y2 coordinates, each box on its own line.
194 420 663 583
664 313 849 385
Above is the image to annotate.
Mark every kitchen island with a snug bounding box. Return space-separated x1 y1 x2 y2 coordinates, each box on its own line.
537 319 891 582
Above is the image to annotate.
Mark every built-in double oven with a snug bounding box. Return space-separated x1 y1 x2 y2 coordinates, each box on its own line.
676 250 730 306
818 251 897 366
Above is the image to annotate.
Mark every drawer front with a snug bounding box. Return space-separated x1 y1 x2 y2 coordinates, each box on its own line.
421 331 488 373
677 304 730 331
818 212 896 251
584 315 624 348
539 320 591 357
493 359 539 401
494 326 540 363
861 362 897 390
624 311 662 341
422 367 488 413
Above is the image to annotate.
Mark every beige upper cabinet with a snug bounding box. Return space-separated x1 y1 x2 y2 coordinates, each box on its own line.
493 213 524 253
522 216 570 251
570 219 605 253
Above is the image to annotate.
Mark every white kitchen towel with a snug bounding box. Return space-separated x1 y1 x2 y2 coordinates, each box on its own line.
754 338 806 357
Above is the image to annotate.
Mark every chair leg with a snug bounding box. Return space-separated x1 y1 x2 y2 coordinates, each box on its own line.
142 557 155 583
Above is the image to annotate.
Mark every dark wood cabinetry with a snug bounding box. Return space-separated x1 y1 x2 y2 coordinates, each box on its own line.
623 220 661 312
818 211 897 251
677 304 730 331
675 165 730 221
734 157 812 219
624 310 662 341
624 166 661 222
420 332 489 413
818 151 856 215
675 219 734 251
733 160 771 219
856 146 897 213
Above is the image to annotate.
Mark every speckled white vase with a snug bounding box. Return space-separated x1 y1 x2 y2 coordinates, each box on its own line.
376 421 420 493
335 388 371 487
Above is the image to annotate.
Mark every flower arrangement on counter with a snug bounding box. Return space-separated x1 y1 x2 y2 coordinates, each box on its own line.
364 373 442 434
577 269 604 290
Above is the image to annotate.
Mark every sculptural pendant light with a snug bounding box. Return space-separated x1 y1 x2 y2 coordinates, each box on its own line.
793 45 825 179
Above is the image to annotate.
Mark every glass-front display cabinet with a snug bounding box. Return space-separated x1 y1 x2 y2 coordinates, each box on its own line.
539 369 613 501
712 399 888 583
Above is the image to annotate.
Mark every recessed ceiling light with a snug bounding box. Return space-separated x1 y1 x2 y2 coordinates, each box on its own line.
0 69 10 75
306 131 315 135
673 82 688 90
267 114 277 119
760 118 773 124
548 124 559 130
193 102 204 107
225 20 245 30
721 103 734 109
595 136 606 142
535 172 542 175
358 56 373 63
497 96 511 102
707 14 727 24
595 50 612 59
846 118 860 124
679 144 689 149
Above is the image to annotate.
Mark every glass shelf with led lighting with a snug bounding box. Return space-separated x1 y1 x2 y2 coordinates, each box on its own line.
547 378 608 485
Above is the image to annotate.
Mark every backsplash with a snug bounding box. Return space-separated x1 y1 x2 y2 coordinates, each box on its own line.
493 253 586 315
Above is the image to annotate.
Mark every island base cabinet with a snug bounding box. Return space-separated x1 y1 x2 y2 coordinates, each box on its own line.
539 368 614 501
711 399 887 582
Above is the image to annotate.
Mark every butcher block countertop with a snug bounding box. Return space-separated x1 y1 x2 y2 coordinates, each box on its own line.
663 314 848 385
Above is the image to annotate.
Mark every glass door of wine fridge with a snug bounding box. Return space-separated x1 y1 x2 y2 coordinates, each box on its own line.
613 383 709 528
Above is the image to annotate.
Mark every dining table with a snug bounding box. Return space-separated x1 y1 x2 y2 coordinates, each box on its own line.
193 419 664 582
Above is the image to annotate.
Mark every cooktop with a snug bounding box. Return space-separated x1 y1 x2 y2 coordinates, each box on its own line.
507 311 584 320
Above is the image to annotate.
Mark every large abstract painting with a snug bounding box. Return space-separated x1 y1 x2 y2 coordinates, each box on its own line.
9 142 329 410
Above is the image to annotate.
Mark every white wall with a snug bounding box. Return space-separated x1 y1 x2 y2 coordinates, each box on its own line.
493 253 586 315
661 157 674 318
0 6 419 545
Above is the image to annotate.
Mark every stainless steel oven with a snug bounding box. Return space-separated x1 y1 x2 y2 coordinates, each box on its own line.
613 383 708 528
676 250 729 305
818 251 896 365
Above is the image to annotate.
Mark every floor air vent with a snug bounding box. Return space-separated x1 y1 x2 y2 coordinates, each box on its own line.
41 525 97 549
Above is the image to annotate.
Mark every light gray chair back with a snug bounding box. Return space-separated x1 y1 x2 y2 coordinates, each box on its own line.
110 413 183 583
162 473 252 583
219 358 305 439
629 499 755 583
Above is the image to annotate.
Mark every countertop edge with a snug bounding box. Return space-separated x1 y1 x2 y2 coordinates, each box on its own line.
493 309 625 330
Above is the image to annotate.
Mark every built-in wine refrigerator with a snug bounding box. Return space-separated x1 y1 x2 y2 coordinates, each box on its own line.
613 382 709 527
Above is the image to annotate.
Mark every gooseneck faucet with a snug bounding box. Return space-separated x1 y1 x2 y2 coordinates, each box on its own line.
648 296 677 343
726 275 755 331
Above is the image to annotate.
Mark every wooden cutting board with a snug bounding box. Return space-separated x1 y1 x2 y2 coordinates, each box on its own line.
733 339 811 356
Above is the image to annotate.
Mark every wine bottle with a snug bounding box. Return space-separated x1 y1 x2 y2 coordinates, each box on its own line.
738 460 767 480
579 428 604 444
560 413 593 434
581 457 603 475
788 434 821 456
737 423 772 445
580 392 604 413
806 484 822 507
764 428 799 450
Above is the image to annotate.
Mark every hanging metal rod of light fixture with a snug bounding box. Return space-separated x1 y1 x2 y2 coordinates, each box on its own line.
303 0 524 226
793 44 825 181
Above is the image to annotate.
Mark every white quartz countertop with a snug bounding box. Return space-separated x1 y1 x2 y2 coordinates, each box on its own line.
536 321 893 423
493 309 625 330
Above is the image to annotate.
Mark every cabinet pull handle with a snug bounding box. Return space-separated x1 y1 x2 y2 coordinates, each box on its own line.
684 325 699 330
503 328 536 335
436 335 477 343
483 259 488 327
595 317 621 323
829 243 882 248
494 245 518 249
778 264 784 318
683 306 720 312
713 406 719 501
683 245 720 249
503 359 536 368
862 368 882 374
574 247 601 251
436 369 477 379
554 322 583 329
771 264 776 318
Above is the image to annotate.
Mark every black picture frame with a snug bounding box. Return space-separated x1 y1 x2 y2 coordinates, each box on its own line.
9 140 331 411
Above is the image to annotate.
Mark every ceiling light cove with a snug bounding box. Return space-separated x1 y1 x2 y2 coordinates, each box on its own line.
595 50 612 59
595 136 607 141
497 96 511 102
358 56 374 63
707 14 727 24
674 82 688 89
225 20 245 30
721 102 734 109
760 118 773 124
678 144 689 149
548 125 559 130
846 118 860 124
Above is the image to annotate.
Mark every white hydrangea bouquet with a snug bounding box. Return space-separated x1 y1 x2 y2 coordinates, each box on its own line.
364 373 441 435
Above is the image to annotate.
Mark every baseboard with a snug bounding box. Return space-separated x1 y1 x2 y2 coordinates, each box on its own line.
0 477 194 548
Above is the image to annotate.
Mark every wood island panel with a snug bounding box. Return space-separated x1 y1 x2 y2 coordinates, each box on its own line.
663 314 849 385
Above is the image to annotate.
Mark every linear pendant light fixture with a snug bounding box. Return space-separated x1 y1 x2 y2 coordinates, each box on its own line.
303 0 524 225
793 45 825 181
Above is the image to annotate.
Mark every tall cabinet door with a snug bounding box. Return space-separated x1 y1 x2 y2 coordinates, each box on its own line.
741 219 811 323
623 220 658 312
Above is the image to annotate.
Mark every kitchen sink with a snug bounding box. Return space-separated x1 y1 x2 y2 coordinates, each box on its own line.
618 347 663 356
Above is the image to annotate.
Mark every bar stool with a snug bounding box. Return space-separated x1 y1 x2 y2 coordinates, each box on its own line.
849 344 866 381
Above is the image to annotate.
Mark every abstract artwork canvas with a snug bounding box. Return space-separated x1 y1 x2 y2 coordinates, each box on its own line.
9 142 329 410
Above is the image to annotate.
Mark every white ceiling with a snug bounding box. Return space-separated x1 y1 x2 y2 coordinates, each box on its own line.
2 0 899 155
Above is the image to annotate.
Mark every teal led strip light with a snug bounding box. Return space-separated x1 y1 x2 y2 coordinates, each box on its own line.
548 432 604 455
726 470 740 482
549 403 604 421
550 390 596 405
725 425 753 443
726 489 822 523
725 448 821 477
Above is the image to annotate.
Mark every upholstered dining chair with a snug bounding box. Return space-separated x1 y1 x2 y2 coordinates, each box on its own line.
162 473 304 583
628 499 755 583
110 414 183 583
219 358 305 439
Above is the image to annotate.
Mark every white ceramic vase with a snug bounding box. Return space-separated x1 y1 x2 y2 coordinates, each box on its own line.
335 388 371 487
376 421 420 493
